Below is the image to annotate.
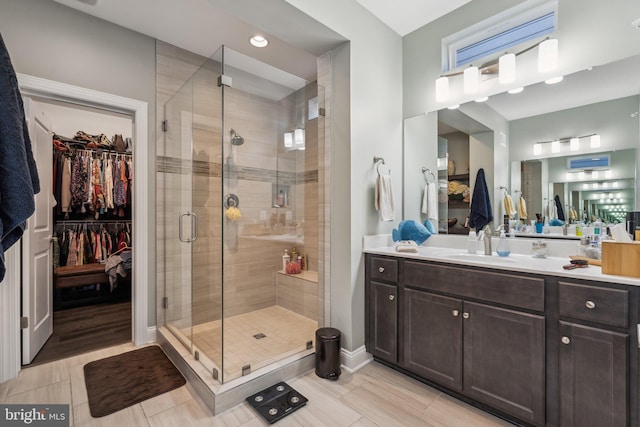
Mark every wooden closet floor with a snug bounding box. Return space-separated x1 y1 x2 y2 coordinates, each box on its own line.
28 300 132 367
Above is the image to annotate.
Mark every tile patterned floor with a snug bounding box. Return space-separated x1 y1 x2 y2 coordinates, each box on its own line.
185 306 318 381
1 342 514 426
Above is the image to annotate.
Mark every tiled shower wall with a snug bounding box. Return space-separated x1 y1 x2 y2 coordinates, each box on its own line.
156 41 322 329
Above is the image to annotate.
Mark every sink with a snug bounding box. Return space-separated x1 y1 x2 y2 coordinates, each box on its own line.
443 253 517 264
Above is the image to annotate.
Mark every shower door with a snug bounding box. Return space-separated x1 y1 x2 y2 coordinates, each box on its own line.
161 76 195 350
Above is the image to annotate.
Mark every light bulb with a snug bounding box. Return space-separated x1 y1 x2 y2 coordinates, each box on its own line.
284 132 293 148
570 138 579 151
538 38 558 72
533 143 542 156
464 66 479 94
294 128 305 146
435 76 449 102
499 53 516 84
551 140 560 153
590 134 601 148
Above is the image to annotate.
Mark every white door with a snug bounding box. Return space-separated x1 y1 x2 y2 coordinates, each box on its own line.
22 98 54 364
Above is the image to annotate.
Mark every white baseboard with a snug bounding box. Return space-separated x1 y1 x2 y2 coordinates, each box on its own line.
146 326 157 343
340 345 372 373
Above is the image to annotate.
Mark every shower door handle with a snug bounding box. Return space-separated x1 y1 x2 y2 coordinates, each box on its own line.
179 212 198 243
191 212 198 242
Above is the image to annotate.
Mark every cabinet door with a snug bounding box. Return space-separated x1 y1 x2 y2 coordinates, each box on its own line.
558 321 628 427
403 289 462 391
463 302 545 426
368 281 398 363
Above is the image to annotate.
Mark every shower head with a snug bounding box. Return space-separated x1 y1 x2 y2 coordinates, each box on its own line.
230 128 244 146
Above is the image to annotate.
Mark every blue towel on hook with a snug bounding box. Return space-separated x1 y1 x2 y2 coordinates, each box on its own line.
0 33 41 282
468 168 493 231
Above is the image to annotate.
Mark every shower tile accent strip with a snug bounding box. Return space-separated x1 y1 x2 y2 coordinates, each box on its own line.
157 156 318 184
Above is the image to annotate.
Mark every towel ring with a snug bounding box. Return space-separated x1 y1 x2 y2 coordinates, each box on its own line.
374 156 390 176
422 167 435 182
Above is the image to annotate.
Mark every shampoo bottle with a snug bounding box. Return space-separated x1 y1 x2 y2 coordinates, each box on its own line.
497 229 510 257
467 231 477 254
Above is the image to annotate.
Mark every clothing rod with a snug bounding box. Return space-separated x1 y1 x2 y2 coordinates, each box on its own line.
56 220 132 225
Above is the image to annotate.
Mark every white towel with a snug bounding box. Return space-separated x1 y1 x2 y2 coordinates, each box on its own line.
421 182 438 222
375 174 395 221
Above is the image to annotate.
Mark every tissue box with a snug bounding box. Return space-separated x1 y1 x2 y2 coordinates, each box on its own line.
601 241 640 278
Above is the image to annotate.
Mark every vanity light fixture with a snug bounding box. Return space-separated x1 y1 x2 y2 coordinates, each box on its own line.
578 172 585 180
613 181 619 188
498 53 516 84
249 35 269 48
294 128 305 150
569 137 579 151
582 183 589 189
435 76 450 102
591 171 599 179
284 131 293 148
434 38 559 103
605 170 612 179
533 143 542 156
602 182 609 188
532 133 600 155
538 38 558 72
463 66 480 94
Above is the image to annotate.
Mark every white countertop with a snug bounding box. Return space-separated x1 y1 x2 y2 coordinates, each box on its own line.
363 234 640 287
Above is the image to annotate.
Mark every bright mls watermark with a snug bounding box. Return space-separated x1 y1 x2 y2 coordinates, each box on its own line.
0 405 69 426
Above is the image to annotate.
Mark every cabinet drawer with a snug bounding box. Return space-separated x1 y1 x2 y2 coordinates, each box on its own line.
370 257 398 283
558 281 628 328
404 261 544 312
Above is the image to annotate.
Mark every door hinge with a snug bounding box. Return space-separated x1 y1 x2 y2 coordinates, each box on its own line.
162 120 168 132
20 317 28 329
217 74 232 88
162 297 168 309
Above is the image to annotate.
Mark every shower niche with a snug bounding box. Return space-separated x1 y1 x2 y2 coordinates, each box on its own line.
156 42 326 412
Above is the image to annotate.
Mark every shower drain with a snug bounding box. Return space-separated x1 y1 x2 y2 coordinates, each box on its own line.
253 333 266 339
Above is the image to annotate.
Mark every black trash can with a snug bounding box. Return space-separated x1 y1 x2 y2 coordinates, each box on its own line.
315 327 341 380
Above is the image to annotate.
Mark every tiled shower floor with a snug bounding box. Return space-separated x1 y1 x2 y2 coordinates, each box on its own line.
182 306 318 381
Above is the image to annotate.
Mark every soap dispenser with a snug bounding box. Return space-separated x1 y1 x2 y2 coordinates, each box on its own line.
496 228 510 257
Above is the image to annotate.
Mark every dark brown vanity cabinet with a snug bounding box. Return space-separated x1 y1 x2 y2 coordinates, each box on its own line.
366 257 399 363
365 254 639 427
557 281 631 427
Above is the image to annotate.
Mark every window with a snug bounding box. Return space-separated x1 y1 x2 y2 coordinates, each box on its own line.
442 0 557 72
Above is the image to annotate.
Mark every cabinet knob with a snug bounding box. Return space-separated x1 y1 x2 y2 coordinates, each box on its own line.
561 336 571 345
452 310 459 317
378 267 385 273
585 300 596 309
388 294 395 301
462 312 470 319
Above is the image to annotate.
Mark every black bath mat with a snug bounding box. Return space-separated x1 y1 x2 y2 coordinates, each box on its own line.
246 381 308 424
84 345 186 417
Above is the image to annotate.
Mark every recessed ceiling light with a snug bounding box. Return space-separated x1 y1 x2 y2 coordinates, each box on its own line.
250 35 268 48
508 87 524 94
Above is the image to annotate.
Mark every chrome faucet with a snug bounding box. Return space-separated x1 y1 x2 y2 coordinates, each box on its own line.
478 226 492 255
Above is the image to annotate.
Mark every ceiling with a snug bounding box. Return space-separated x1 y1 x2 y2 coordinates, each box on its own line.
353 0 472 36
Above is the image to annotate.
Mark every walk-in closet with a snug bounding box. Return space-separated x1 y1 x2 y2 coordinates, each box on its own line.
25 98 135 366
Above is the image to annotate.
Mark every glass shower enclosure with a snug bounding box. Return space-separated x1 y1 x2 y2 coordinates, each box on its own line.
158 46 324 384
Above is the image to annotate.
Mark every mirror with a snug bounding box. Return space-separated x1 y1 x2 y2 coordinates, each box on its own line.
404 56 640 233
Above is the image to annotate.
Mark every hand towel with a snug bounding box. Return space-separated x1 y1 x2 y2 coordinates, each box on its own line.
375 173 395 221
546 201 557 220
468 168 493 231
518 196 528 220
554 195 565 221
503 194 516 219
421 182 438 221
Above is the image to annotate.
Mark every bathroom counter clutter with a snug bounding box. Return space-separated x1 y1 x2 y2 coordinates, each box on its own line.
363 238 640 287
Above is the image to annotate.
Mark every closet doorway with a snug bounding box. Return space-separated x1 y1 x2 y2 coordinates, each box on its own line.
23 96 134 366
